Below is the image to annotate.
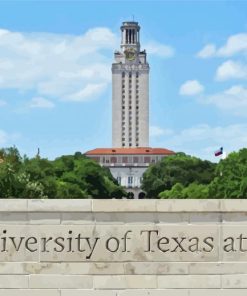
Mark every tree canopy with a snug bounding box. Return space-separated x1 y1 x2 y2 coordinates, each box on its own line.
0 147 126 199
145 149 247 199
141 152 216 198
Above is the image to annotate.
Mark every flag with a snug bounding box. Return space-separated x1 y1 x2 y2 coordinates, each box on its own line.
214 147 223 157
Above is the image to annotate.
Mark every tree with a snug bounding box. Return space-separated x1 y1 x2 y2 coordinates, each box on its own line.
209 148 247 198
159 183 209 199
142 152 216 198
0 147 127 199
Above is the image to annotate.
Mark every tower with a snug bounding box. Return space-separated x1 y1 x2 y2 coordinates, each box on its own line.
112 21 149 148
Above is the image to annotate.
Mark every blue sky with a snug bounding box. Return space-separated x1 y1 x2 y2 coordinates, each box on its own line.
0 1 247 161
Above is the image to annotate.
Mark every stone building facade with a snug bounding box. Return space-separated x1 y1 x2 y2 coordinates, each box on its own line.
85 21 175 198
112 21 149 148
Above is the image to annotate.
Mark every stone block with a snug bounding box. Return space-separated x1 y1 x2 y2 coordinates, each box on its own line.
29 275 93 289
157 213 189 224
222 213 247 224
92 199 156 212
0 262 26 274
0 290 60 296
156 199 220 212
28 212 61 224
189 290 247 296
124 262 188 275
0 212 28 224
61 212 94 224
0 199 28 212
61 291 117 296
0 275 28 288
189 213 221 224
221 200 247 212
157 275 220 288
28 199 92 212
93 275 156 289
222 274 247 288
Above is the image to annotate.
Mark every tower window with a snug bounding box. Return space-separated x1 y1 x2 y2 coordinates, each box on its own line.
122 72 125 77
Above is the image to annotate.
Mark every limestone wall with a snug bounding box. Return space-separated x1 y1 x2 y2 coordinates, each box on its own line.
0 199 247 295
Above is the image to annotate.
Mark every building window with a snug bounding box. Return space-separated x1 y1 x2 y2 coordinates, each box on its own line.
122 143 125 147
136 143 139 147
144 157 151 163
122 72 125 78
136 72 139 78
122 138 125 141
133 156 139 163
117 176 121 184
129 73 132 78
122 156 128 163
129 143 132 147
128 176 133 184
122 106 125 109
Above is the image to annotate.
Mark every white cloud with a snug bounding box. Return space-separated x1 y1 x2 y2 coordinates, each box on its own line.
197 33 247 58
216 60 247 81
159 124 247 161
64 83 107 102
203 85 247 115
179 80 204 96
197 44 216 58
150 126 173 137
28 97 55 109
144 41 175 58
0 27 117 102
0 27 174 104
0 100 7 107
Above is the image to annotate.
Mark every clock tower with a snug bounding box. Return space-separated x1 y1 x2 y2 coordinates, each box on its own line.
112 21 149 148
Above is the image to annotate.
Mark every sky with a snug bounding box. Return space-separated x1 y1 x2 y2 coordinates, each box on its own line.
0 0 247 161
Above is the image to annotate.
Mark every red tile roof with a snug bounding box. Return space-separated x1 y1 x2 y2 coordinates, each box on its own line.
84 147 175 155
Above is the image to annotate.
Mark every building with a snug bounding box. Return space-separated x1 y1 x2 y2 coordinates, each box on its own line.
85 21 175 198
112 21 149 148
85 147 174 199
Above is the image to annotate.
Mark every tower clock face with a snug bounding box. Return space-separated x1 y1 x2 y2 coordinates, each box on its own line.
124 47 136 61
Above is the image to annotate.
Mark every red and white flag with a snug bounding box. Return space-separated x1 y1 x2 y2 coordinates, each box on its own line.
214 147 223 157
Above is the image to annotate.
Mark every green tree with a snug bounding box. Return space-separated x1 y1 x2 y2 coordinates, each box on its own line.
142 152 216 198
209 148 247 198
0 147 127 199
